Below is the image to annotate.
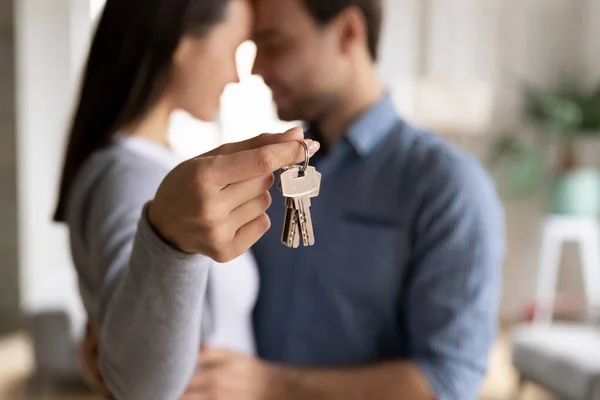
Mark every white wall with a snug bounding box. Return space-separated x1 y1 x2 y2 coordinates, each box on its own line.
15 0 90 337
381 0 592 128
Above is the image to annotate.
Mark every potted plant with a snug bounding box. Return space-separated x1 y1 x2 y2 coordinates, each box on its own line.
491 81 600 216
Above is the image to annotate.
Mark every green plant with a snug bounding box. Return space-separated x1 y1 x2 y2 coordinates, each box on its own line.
491 81 600 198
525 83 600 134
490 135 544 198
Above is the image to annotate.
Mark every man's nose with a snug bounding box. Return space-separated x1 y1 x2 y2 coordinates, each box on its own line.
251 59 260 77
251 51 264 77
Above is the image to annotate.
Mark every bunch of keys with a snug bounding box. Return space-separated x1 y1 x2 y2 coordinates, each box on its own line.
279 140 321 248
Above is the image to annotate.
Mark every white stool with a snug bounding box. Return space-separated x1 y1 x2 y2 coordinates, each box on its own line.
534 216 600 323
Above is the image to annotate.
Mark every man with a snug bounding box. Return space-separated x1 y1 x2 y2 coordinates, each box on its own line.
193 0 505 399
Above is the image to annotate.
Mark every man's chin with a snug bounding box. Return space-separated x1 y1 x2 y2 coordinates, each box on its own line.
275 107 303 123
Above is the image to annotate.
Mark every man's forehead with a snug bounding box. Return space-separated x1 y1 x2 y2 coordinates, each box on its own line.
253 0 305 24
252 0 310 35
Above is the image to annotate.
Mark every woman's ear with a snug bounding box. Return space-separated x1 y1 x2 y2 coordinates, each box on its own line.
173 36 193 67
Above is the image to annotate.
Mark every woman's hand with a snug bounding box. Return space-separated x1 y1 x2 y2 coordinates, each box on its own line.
148 127 319 262
78 323 114 400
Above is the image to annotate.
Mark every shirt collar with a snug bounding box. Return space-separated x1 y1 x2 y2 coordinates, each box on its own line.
305 93 401 157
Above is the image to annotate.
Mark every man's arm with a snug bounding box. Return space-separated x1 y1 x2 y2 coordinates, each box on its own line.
268 361 433 400
404 154 505 399
194 349 434 400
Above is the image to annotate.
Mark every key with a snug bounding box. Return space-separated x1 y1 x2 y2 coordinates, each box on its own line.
281 197 301 248
280 166 321 198
280 166 302 247
281 164 303 248
294 196 314 246
280 165 321 246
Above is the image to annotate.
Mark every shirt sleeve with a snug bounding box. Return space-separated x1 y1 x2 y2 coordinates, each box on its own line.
406 154 505 400
82 159 211 400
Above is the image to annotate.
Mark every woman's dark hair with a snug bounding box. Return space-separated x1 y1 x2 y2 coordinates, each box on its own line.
53 0 230 222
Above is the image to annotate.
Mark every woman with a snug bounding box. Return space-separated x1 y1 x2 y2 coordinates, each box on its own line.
53 0 282 398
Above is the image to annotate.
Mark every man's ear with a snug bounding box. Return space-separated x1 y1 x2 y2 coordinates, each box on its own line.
334 6 367 57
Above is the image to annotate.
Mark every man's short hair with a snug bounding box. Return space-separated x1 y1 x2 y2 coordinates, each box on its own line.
301 0 382 61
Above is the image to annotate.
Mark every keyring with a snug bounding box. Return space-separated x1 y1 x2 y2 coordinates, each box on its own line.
299 140 309 173
281 140 310 173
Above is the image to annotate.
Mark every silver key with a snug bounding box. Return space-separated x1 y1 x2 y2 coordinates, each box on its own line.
294 196 315 246
280 166 321 246
281 197 301 248
281 170 301 248
280 166 321 198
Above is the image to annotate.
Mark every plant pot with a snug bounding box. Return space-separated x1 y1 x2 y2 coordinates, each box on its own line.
547 168 600 216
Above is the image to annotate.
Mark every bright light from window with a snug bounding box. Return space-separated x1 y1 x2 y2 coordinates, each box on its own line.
219 41 299 144
90 0 105 19
237 40 257 80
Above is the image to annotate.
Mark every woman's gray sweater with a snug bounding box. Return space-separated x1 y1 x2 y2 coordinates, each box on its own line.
66 145 210 400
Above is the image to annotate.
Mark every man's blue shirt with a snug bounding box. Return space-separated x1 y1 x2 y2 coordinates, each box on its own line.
252 95 505 399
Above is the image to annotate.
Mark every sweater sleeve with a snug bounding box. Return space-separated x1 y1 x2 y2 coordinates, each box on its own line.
74 156 211 400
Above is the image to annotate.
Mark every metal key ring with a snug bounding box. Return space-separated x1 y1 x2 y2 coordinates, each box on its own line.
299 140 309 173
281 140 310 173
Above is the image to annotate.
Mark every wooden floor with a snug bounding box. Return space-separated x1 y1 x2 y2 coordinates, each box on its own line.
479 329 553 400
0 329 554 400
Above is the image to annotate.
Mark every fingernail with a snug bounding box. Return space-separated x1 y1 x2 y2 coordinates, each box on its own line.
308 140 320 154
303 139 313 151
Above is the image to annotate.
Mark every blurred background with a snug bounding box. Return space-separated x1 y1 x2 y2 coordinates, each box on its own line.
1 0 600 399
